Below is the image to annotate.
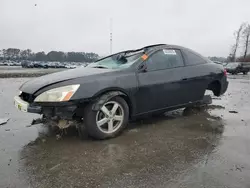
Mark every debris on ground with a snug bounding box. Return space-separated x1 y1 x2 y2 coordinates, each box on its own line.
49 163 62 171
31 118 44 125
5 129 10 131
128 129 139 133
0 118 9 126
229 110 239 114
56 134 62 140
58 119 74 129
230 164 245 172
7 159 12 166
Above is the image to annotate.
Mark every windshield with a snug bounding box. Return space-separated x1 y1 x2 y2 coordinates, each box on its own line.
225 63 240 68
86 52 142 69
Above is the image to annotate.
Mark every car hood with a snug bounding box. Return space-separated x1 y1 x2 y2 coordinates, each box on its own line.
20 67 114 94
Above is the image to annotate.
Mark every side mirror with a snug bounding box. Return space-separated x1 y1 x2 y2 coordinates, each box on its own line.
138 63 147 73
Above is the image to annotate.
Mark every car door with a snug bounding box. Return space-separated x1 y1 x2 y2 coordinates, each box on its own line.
134 48 186 115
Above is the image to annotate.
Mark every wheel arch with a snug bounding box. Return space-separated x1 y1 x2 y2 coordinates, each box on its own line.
91 88 134 118
207 80 221 96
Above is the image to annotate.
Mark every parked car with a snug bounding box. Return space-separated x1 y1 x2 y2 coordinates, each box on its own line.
21 61 29 68
14 44 228 139
65 64 77 69
213 61 228 67
225 62 250 75
27 62 34 68
0 60 21 66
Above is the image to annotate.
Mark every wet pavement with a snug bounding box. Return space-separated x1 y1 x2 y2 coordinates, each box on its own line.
0 75 250 188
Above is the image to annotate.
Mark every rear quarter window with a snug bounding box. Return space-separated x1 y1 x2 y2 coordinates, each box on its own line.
182 49 207 66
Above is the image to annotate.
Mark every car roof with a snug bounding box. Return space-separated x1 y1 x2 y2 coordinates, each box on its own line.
120 44 187 55
96 44 191 62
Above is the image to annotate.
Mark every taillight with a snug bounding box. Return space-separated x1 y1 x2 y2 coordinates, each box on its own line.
224 69 227 76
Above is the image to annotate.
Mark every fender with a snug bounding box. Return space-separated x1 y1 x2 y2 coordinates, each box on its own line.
92 91 127 111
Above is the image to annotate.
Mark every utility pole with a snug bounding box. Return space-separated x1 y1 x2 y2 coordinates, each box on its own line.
110 18 113 54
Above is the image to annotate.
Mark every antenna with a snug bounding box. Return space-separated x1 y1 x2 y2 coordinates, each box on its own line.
110 18 113 54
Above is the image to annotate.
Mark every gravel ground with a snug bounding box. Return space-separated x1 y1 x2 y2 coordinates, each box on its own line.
0 66 65 78
0 75 250 188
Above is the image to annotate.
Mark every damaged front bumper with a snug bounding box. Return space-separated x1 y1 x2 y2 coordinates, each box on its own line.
14 96 78 119
14 96 37 113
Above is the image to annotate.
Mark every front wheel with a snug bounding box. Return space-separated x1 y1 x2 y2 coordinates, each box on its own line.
83 96 129 140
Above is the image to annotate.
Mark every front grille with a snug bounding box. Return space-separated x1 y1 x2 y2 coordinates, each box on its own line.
20 92 35 103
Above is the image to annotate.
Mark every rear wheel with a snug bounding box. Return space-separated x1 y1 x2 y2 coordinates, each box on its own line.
82 96 129 139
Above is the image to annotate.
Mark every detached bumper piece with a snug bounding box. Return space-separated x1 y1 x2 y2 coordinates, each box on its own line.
14 96 42 113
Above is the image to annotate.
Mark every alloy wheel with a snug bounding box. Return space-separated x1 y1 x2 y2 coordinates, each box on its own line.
95 101 124 134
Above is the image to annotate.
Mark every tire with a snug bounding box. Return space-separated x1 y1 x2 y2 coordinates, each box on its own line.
243 72 248 75
83 96 129 140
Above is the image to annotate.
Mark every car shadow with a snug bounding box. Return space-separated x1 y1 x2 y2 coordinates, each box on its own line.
128 105 225 134
18 104 225 188
26 104 226 143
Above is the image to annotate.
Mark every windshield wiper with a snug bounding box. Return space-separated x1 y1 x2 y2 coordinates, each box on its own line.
116 54 128 64
92 65 109 69
115 52 142 64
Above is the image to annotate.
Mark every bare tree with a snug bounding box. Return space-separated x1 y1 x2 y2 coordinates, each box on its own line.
231 23 245 61
242 24 250 59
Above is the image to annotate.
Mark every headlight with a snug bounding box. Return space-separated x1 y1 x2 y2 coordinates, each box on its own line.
34 85 80 102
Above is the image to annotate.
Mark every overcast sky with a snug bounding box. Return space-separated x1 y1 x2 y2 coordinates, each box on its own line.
0 0 249 57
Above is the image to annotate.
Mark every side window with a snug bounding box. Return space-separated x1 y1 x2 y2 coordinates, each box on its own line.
183 49 207 65
146 49 184 71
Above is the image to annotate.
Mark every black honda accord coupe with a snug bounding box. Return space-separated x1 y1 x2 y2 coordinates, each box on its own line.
14 44 228 139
